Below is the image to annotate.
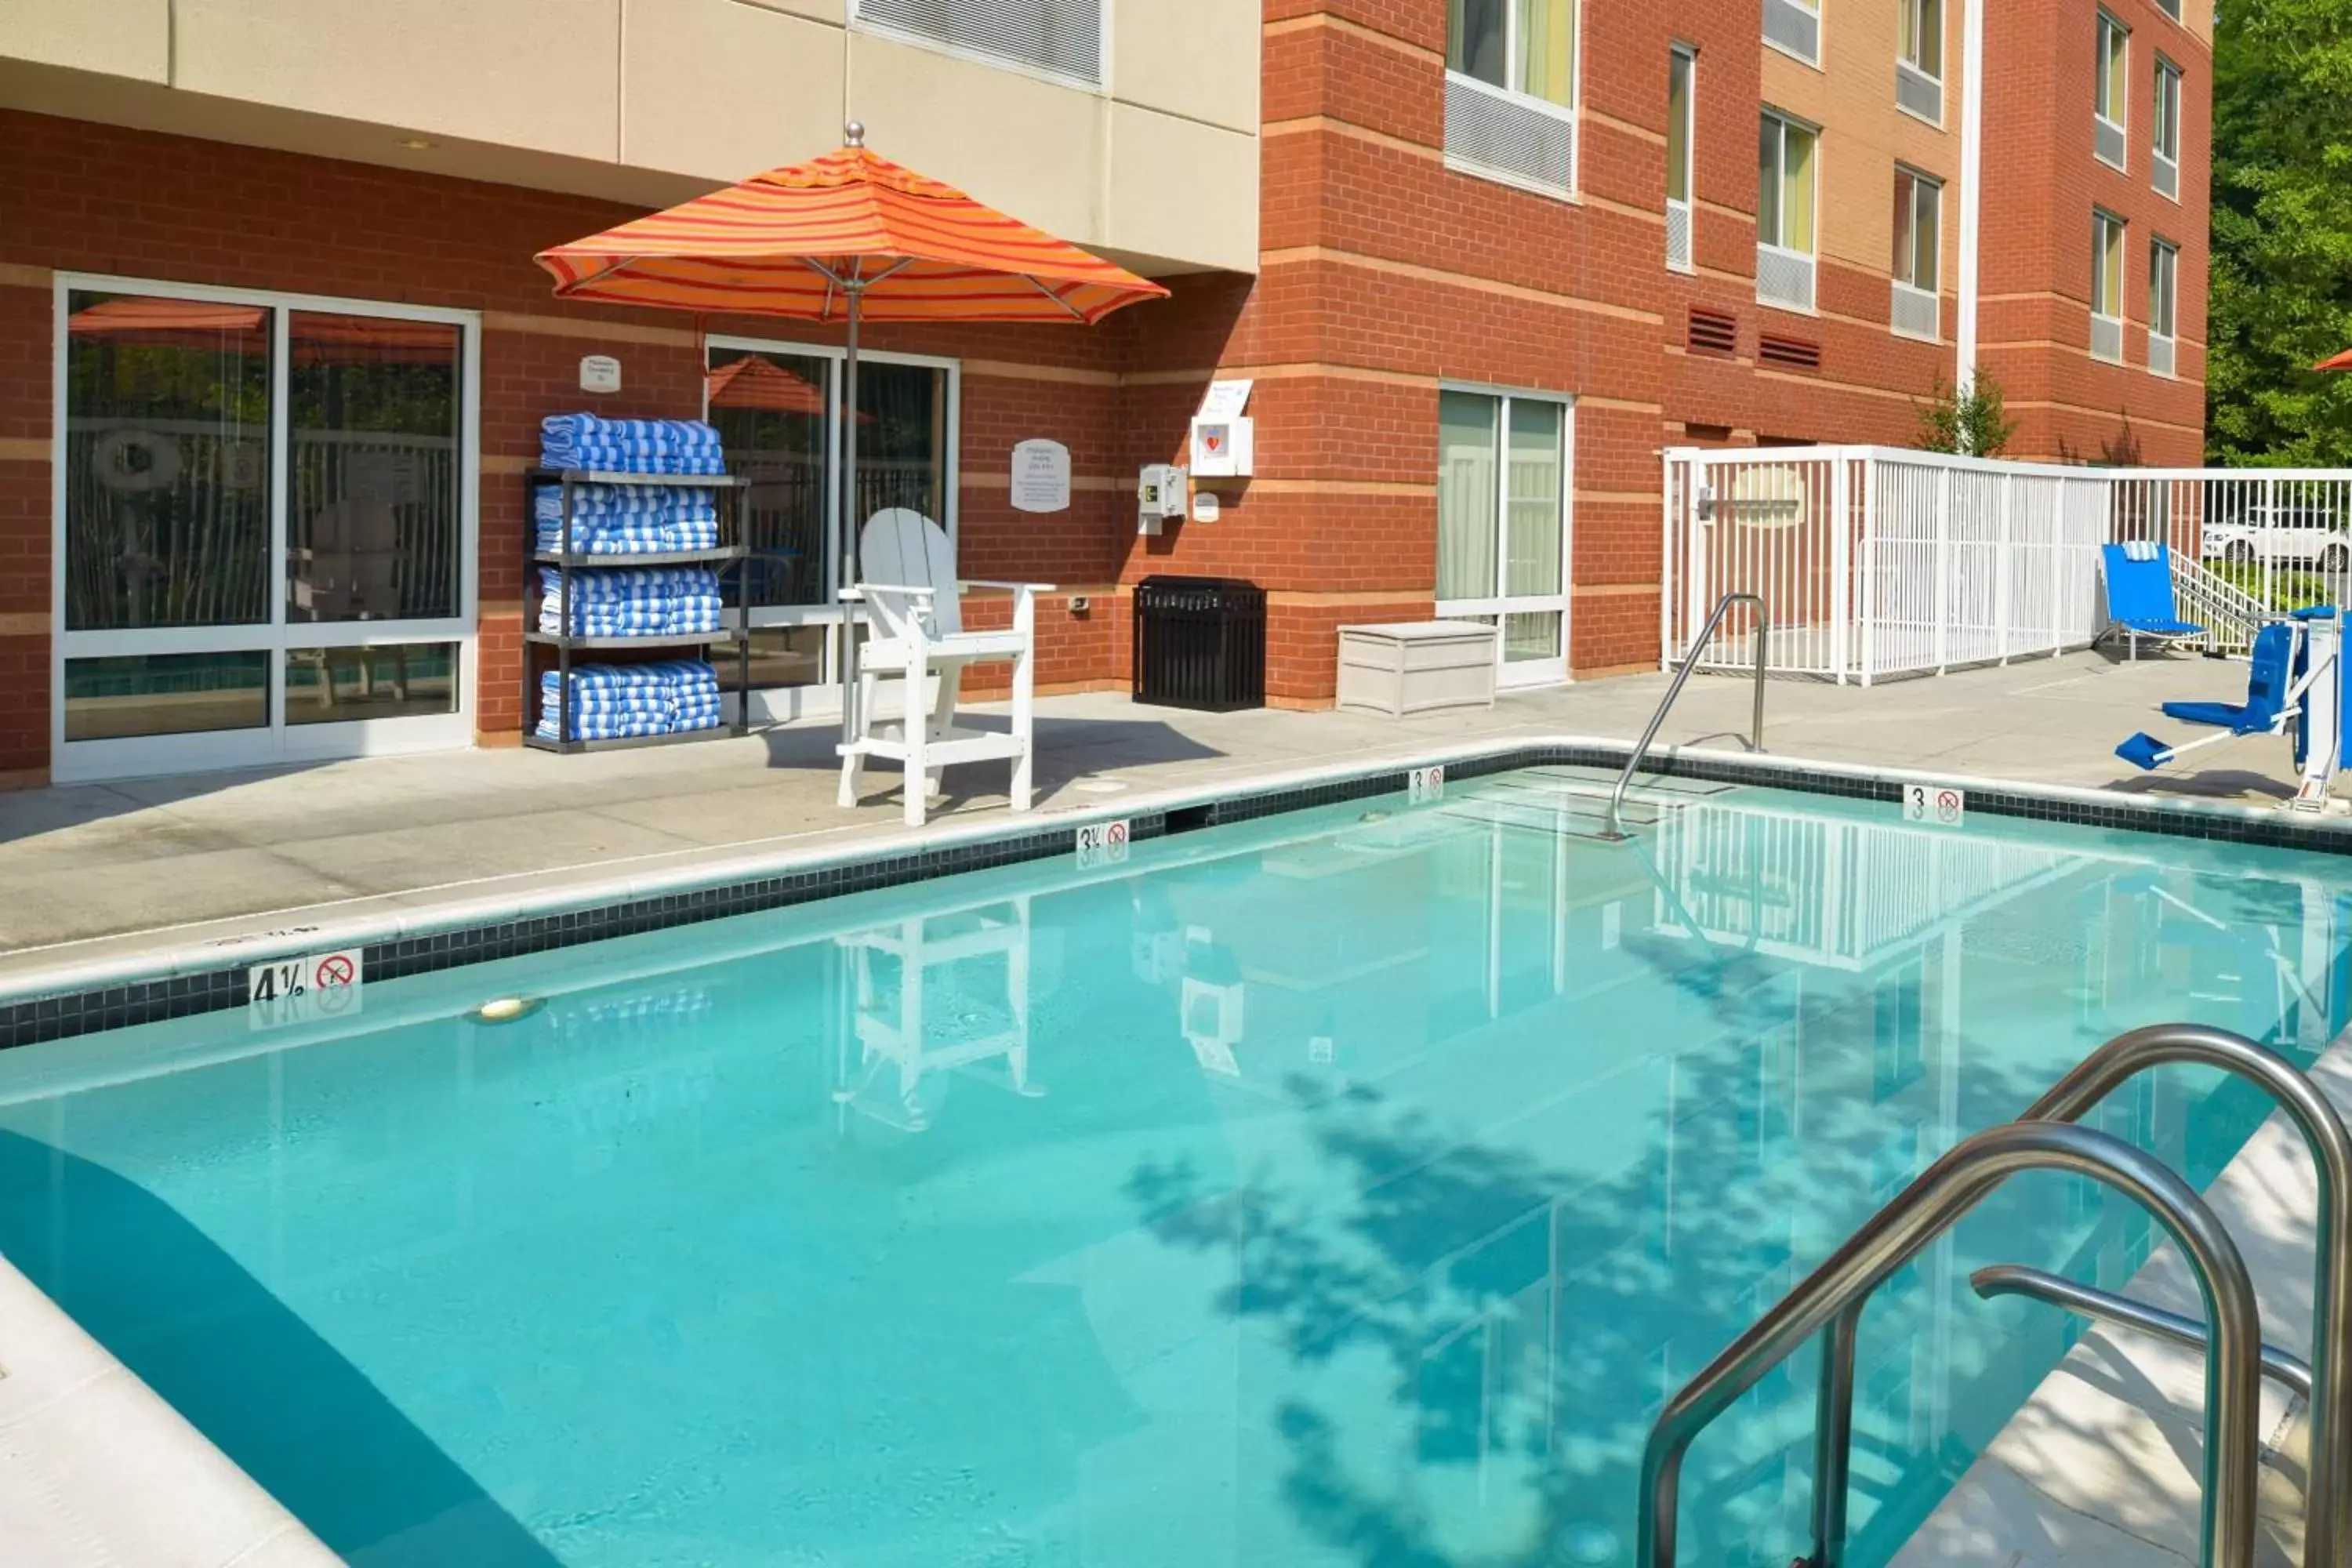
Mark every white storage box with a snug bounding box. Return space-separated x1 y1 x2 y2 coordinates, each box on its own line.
1335 621 1499 716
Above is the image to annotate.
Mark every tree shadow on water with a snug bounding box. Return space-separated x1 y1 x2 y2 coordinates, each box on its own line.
0 1128 562 1567
1126 1038 2154 1568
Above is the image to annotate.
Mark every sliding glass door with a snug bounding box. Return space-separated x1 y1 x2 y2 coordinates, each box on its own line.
56 279 477 779
1436 387 1573 686
705 336 958 723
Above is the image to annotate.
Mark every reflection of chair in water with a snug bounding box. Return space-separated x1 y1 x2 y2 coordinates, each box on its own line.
832 898 1038 1131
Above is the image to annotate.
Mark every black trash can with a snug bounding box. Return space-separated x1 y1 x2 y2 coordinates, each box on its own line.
1133 575 1267 712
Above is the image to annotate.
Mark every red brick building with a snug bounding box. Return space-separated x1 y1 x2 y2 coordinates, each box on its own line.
0 0 2209 785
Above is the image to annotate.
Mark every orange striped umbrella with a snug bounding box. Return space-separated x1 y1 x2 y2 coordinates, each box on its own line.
535 124 1168 746
534 133 1167 327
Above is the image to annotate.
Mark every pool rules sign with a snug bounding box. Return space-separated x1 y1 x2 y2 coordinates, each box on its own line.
249 947 365 1028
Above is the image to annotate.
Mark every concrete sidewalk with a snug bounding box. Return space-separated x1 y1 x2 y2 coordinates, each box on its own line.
0 649 2272 966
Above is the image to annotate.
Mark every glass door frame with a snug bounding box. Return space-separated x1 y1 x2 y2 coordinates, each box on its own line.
50 274 480 782
1434 382 1576 688
702 332 961 726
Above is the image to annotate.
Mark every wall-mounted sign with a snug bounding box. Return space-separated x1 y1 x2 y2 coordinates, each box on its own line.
1011 438 1073 514
579 354 622 394
1191 492 1220 523
1200 379 1254 419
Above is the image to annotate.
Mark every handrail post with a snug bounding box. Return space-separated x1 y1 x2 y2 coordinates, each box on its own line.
1605 590 1768 840
1809 1304 1861 1568
1636 1118 2263 1568
2017 1022 2352 1568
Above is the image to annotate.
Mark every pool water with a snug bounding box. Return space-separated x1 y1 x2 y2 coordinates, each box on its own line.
1 768 2347 1568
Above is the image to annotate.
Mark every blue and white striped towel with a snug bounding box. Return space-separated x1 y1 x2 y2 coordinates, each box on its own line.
536 568 724 637
532 485 720 555
542 414 726 476
2120 538 2161 561
537 659 724 740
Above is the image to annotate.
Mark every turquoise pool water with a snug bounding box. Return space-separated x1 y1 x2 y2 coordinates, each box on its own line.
1 770 2347 1568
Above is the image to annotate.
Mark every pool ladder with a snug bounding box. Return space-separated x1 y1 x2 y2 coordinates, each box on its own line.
1604 592 1769 840
1635 1022 2352 1568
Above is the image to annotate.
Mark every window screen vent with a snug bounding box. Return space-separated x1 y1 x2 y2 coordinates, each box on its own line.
855 0 1102 87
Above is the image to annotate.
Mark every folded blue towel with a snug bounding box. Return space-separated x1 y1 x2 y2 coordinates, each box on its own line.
536 568 723 637
2120 539 2161 561
542 413 726 477
537 659 725 740
532 485 720 552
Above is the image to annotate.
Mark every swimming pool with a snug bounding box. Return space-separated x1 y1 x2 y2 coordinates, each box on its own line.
0 766 2343 1567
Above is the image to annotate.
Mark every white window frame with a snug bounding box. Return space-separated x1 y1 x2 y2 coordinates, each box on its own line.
1896 0 1943 125
1891 166 1944 342
2090 209 2128 362
51 273 480 782
1757 111 1820 314
1443 0 1585 200
1434 383 1575 690
704 332 961 726
1666 44 1697 274
1763 0 1823 68
2147 236 2179 376
846 0 1109 93
2152 56 2182 200
2094 13 2130 171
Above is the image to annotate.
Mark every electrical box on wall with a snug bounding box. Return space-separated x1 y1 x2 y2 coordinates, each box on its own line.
1138 464 1188 535
1189 417 1253 479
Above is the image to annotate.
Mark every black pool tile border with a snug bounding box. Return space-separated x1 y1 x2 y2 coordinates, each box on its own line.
8 743 2351 1050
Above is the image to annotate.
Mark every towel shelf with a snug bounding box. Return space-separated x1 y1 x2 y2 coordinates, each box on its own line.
525 465 755 752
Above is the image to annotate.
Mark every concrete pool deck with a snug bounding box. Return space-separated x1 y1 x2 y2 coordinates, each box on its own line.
0 648 2281 975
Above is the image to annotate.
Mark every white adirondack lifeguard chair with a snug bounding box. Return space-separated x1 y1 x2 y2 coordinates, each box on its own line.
837 509 1051 826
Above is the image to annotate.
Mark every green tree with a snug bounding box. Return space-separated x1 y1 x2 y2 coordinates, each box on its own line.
2205 0 2352 466
1913 372 2017 456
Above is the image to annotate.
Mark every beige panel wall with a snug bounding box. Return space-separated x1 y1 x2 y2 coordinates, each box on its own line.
0 0 1258 275
1113 0 1258 133
1760 2 1961 289
172 0 622 164
0 0 169 82
621 0 845 180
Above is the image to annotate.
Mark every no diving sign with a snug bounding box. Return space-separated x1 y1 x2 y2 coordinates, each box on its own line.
1076 818 1131 869
249 947 365 1029
1904 783 1967 827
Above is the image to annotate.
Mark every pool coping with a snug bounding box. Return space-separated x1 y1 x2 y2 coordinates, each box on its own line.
6 734 2352 1048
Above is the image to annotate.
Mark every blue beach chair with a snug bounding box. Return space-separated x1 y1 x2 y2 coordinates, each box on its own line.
2115 621 2296 770
2100 540 2207 659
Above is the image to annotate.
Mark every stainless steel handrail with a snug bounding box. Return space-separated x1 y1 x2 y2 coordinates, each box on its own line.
1972 1263 2314 1406
1635 1119 2263 1568
2016 1022 2352 1568
1604 592 1766 840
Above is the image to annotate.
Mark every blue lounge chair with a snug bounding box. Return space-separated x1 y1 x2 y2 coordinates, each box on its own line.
2100 540 2207 659
2115 620 2297 769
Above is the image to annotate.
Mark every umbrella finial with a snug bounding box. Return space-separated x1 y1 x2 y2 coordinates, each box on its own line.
844 121 866 148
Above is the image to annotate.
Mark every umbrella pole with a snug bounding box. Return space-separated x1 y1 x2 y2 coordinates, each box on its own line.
839 281 863 759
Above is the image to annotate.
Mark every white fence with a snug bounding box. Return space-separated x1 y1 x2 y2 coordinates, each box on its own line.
1663 446 2352 680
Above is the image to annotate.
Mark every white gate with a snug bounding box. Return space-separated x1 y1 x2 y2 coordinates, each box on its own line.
1661 447 2352 681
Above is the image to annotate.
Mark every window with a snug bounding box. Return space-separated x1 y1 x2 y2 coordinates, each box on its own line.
2152 57 2182 198
2148 237 2179 376
1757 112 1819 311
851 0 1102 89
2094 13 2129 169
1763 0 1821 67
59 281 475 776
1890 168 1942 339
1897 0 1943 122
1666 47 1696 271
705 339 958 719
1436 389 1571 686
1450 0 1577 107
2091 210 2127 361
1446 0 1581 195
